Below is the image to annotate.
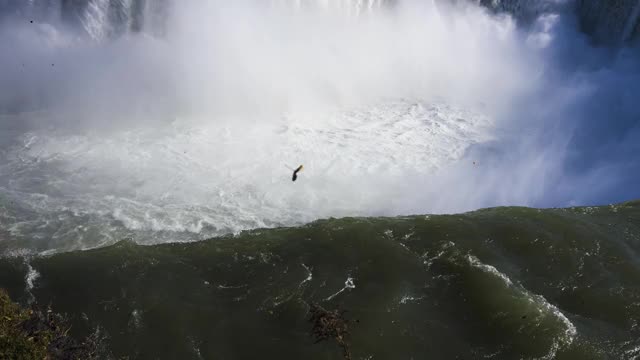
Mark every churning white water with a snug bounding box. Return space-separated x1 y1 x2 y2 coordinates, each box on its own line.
0 99 492 252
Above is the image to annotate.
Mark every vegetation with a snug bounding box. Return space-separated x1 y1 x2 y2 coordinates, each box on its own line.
0 289 101 360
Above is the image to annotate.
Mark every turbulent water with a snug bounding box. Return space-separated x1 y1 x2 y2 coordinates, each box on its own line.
0 100 493 253
1 0 640 253
1 201 640 359
1 1 640 358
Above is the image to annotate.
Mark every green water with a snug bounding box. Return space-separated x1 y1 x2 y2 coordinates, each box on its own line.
1 201 640 359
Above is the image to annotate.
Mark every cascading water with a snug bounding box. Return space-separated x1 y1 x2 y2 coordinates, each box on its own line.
4 0 640 43
0 0 168 40
622 1 640 42
276 0 384 15
577 0 640 44
0 0 639 255
1 0 386 40
474 0 567 23
82 0 111 40
476 0 640 44
1 2 640 359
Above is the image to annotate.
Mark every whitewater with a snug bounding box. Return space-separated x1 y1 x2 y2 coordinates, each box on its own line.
1 100 492 251
1 0 640 253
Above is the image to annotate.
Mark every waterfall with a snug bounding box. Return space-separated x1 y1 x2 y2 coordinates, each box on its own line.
474 0 640 44
82 0 111 40
576 0 640 44
0 0 164 39
621 0 640 43
270 0 385 16
2 0 640 44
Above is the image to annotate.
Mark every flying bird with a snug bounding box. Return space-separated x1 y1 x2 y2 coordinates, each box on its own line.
292 165 304 182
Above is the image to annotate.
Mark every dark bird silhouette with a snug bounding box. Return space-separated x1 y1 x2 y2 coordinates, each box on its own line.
292 165 304 182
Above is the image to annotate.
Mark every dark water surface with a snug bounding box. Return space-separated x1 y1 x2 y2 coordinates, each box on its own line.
1 201 640 359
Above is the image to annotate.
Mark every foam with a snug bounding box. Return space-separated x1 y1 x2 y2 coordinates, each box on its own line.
466 254 577 355
1 100 491 252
